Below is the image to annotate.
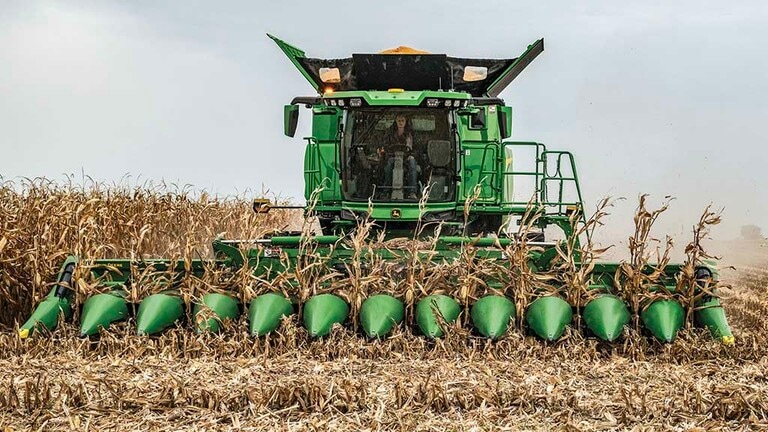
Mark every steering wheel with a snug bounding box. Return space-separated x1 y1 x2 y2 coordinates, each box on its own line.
388 144 410 153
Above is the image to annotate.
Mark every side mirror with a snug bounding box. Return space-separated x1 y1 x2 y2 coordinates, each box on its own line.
284 104 299 137
498 106 513 139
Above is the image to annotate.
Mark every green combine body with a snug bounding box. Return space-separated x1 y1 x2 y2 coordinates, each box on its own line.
20 35 732 344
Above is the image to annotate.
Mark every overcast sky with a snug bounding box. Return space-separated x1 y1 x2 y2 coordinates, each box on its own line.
2 1 767 243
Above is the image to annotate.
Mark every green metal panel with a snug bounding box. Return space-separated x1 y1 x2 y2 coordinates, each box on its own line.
305 106 342 202
498 106 513 139
486 39 544 97
329 90 470 106
457 106 505 203
461 143 498 202
318 202 457 222
267 34 321 92
458 107 492 142
312 106 342 138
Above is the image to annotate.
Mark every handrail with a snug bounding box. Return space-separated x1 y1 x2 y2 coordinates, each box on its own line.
500 141 546 207
500 142 584 221
303 137 322 192
541 150 585 222
477 142 500 199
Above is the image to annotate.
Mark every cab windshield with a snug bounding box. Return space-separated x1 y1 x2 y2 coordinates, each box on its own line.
342 108 455 202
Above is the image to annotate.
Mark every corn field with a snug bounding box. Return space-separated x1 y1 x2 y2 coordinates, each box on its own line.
1 179 768 431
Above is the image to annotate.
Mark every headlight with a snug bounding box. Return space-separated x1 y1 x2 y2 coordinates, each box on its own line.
350 98 363 107
426 99 439 108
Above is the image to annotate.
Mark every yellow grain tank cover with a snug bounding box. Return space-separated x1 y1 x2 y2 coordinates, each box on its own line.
379 46 431 55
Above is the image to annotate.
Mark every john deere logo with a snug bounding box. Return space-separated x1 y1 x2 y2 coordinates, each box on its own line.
391 209 401 219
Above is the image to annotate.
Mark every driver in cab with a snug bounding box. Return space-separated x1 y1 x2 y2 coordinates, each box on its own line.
379 114 419 199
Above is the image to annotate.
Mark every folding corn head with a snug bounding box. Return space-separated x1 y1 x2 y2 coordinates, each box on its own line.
20 36 732 344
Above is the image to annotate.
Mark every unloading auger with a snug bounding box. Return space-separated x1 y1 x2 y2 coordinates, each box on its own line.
19 35 733 344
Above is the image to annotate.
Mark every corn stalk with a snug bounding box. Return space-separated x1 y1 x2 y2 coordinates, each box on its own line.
615 195 674 330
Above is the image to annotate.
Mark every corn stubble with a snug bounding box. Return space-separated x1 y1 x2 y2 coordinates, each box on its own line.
1 180 767 431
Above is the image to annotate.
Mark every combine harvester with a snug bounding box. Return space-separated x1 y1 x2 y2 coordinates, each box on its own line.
20 36 732 344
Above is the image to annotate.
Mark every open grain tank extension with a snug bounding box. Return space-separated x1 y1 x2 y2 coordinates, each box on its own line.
20 35 732 344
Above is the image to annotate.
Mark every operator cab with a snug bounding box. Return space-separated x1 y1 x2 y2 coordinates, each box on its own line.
342 108 455 203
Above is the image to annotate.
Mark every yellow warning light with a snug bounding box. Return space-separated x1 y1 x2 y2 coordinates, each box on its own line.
324 87 334 95
388 88 405 93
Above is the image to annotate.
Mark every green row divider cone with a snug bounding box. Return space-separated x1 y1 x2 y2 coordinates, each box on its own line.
302 294 349 337
157 293 732 344
694 297 734 345
470 295 515 339
19 295 72 339
641 299 684 342
193 293 240 333
21 284 735 344
79 292 129 336
249 292 294 336
525 296 573 341
136 293 185 335
360 294 404 338
19 257 78 338
583 295 630 342
415 295 460 338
